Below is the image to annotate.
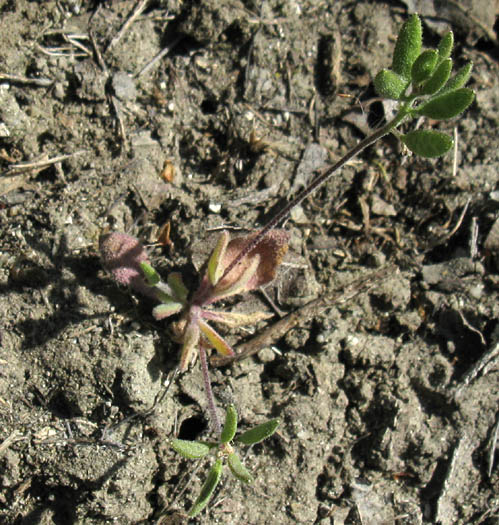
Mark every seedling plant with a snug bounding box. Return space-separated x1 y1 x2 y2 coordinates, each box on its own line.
100 14 474 518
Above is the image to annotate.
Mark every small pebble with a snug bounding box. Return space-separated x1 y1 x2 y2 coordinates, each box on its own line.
112 71 137 102
53 82 65 100
208 202 221 213
257 347 276 363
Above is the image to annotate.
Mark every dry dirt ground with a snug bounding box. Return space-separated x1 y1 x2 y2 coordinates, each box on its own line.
1 1 498 524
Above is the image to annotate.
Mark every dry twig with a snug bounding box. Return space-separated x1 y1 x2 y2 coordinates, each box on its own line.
211 264 397 367
3 150 87 177
488 412 499 479
0 73 53 87
453 340 499 399
136 36 182 78
0 430 25 457
107 0 150 52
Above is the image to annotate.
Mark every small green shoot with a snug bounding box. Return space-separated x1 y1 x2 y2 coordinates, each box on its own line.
171 405 279 517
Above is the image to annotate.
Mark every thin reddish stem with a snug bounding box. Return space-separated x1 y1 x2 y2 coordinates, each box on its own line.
199 343 221 436
219 110 408 285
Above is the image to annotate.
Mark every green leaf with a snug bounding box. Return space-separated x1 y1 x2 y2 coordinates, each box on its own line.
220 405 238 444
373 69 407 100
417 88 475 120
228 453 254 484
236 418 280 445
188 460 223 517
440 61 473 94
437 31 454 59
392 14 422 79
168 272 188 302
207 231 229 286
140 262 160 286
420 58 452 95
401 130 453 158
170 439 212 459
411 50 438 84
152 301 183 320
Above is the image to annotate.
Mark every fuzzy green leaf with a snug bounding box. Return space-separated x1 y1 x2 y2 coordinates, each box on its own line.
416 88 475 120
411 50 438 84
228 453 254 484
170 439 211 459
152 301 183 320
420 58 452 95
440 61 473 95
208 231 229 286
188 459 223 517
221 405 238 444
373 69 407 100
392 14 422 79
401 129 453 158
168 272 188 303
437 31 454 59
236 418 280 445
140 262 160 286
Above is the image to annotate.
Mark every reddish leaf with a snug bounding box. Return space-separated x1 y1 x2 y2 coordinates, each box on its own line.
99 232 156 299
208 230 289 299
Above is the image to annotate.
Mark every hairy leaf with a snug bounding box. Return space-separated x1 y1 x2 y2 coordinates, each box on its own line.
170 439 211 459
152 301 183 320
179 320 200 371
211 254 260 300
401 129 453 158
237 418 280 445
210 230 289 299
392 14 422 79
440 62 473 95
99 232 156 299
208 231 229 286
188 460 223 517
198 319 235 357
437 31 454 59
373 69 407 100
228 453 254 484
416 88 475 120
221 405 238 443
411 50 438 84
140 261 160 286
420 58 452 96
168 272 189 302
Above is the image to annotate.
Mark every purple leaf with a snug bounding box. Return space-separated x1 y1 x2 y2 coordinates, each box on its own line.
99 232 156 299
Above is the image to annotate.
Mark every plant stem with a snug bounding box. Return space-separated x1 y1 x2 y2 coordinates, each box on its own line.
220 105 410 283
199 344 222 436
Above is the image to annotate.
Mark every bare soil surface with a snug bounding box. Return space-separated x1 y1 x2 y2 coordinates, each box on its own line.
1 1 498 524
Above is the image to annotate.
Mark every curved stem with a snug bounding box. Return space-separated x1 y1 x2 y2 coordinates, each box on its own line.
199 343 221 436
219 105 411 284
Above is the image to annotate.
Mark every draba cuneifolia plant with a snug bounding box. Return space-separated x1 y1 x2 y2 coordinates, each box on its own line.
99 14 474 517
